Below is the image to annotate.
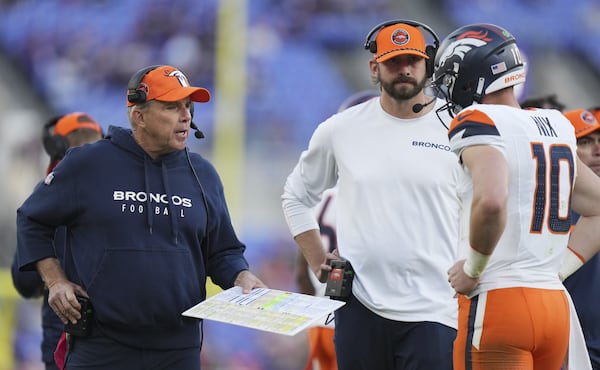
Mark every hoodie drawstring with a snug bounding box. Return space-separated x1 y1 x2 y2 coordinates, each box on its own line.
143 154 179 244
162 161 179 244
143 156 153 235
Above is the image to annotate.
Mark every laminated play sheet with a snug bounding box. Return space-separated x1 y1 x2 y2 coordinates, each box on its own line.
182 286 345 336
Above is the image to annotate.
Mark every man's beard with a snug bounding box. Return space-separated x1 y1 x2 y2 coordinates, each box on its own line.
380 73 428 101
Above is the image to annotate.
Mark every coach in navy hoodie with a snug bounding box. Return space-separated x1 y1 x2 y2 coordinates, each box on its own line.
16 65 266 370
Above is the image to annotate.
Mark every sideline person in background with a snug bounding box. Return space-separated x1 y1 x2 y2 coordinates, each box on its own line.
436 23 600 370
294 89 379 370
11 112 103 370
15 64 266 370
283 19 460 370
563 108 600 369
521 93 566 111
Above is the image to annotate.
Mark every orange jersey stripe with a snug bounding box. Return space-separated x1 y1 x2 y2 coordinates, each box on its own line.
448 109 498 141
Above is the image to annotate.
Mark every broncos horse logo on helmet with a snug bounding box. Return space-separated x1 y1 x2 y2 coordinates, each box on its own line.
432 23 526 115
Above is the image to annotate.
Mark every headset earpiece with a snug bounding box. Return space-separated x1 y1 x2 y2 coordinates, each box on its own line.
42 116 70 159
425 44 436 78
367 39 377 54
364 19 440 77
127 65 161 105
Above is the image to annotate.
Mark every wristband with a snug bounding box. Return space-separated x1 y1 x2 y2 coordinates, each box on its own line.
558 246 585 282
463 247 491 278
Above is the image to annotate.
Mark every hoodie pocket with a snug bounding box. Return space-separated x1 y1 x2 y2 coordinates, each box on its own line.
87 248 203 328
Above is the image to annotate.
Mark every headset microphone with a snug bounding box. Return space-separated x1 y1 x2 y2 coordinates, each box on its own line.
190 122 205 139
412 98 436 114
188 103 204 139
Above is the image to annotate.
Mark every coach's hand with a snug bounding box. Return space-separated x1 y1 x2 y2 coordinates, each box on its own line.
234 270 267 294
47 278 88 325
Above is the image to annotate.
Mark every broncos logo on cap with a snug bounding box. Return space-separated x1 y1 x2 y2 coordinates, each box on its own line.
391 29 410 46
169 70 191 88
581 110 597 125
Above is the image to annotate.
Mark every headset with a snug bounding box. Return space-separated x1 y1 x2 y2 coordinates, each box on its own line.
127 65 161 105
364 19 440 77
42 116 70 159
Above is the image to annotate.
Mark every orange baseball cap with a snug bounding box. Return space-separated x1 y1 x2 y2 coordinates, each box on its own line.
564 109 600 138
126 65 210 107
374 23 428 63
53 112 102 136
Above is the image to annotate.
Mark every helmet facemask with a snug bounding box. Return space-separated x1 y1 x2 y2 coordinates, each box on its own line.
432 61 462 117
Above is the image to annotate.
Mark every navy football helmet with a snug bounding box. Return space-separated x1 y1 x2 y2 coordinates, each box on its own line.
432 23 526 114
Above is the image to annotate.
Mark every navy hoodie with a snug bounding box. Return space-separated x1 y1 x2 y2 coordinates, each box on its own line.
16 125 250 350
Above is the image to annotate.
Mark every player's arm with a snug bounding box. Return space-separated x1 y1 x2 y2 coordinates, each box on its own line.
464 144 509 259
448 144 508 295
561 157 600 279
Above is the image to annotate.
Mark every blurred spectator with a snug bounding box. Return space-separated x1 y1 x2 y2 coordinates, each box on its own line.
521 93 566 111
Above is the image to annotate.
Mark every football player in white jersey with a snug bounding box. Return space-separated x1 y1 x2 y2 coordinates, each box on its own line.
283 20 460 370
434 23 600 370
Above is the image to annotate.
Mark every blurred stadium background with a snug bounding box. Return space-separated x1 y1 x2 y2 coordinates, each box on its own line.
0 0 599 369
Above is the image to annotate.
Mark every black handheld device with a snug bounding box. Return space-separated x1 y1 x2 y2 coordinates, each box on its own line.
325 260 354 301
65 296 94 337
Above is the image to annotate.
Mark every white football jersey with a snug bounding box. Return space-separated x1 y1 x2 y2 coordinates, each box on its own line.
448 105 577 296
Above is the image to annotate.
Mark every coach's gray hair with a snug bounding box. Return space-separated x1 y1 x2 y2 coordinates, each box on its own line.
127 101 151 127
